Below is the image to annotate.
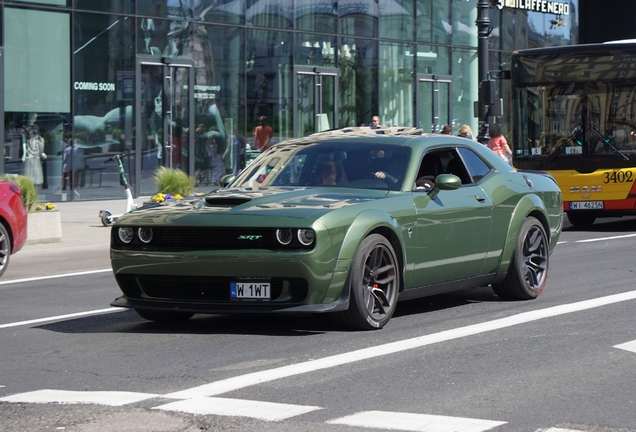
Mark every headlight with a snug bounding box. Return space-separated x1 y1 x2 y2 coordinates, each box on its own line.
275 228 293 245
138 227 153 243
118 227 134 244
297 229 315 246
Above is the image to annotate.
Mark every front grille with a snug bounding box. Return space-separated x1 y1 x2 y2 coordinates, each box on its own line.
116 274 309 303
150 227 276 250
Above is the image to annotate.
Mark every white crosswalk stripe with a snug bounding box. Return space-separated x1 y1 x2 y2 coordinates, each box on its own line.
153 396 322 421
0 389 158 406
326 411 507 432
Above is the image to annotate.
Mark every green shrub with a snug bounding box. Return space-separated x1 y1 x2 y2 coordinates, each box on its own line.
153 166 195 197
2 174 38 212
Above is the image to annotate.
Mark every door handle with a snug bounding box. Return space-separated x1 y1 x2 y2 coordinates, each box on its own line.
475 195 486 203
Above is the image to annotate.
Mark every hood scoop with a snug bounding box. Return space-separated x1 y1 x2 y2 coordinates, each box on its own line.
205 196 253 207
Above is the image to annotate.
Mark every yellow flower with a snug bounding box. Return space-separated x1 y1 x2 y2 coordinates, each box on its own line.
151 193 165 203
173 194 182 199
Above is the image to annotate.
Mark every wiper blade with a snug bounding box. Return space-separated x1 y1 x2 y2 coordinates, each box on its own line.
544 125 581 166
589 128 630 161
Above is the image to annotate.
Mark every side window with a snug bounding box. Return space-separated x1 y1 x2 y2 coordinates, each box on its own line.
458 147 492 183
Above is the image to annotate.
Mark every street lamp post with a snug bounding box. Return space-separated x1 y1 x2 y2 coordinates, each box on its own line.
476 0 492 145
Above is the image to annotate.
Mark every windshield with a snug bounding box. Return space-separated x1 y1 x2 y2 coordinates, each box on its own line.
230 142 412 191
512 53 636 172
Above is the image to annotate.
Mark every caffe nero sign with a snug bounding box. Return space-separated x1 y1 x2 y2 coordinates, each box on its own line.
493 0 570 15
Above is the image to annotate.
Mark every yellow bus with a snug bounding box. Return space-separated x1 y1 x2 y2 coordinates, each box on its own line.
510 42 636 227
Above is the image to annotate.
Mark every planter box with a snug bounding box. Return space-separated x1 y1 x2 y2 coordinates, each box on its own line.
26 210 62 245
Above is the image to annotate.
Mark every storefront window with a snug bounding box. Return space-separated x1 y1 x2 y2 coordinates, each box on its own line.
339 0 378 38
137 17 193 58
416 0 450 44
451 47 478 137
3 8 70 200
136 0 193 19
246 29 292 145
195 0 245 25
417 44 449 75
379 0 413 41
295 33 336 67
451 0 477 47
379 42 414 127
246 0 292 29
74 0 133 13
339 37 378 127
295 0 336 33
72 12 134 201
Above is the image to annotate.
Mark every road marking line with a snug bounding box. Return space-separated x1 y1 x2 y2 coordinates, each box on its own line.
0 269 112 286
0 307 125 330
576 233 636 243
614 339 636 354
164 290 636 399
154 396 322 421
537 428 588 432
0 389 158 406
326 411 506 432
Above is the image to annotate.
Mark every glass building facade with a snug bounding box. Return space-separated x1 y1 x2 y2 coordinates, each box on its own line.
1 0 579 201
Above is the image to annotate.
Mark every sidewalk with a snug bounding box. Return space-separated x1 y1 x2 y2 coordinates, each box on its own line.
22 197 147 252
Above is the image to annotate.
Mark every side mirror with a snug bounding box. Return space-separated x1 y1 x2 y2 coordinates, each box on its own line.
218 174 236 188
428 174 461 200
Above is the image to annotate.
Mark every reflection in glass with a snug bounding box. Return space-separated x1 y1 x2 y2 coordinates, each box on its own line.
416 0 450 44
379 42 414 127
74 0 133 13
137 0 193 19
138 17 192 58
194 0 245 24
246 29 292 145
379 0 413 40
339 37 378 127
295 33 336 67
451 47 478 138
295 0 336 33
339 0 378 38
246 0 292 29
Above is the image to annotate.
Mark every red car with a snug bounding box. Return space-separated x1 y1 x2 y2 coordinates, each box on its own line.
0 179 28 277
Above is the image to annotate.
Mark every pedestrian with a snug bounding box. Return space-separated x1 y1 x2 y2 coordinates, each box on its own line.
458 124 476 141
61 139 73 190
254 116 273 152
488 123 513 164
370 116 381 128
440 124 452 135
223 126 246 175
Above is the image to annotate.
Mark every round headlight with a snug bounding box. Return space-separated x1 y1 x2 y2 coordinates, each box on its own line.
275 228 293 245
118 227 134 244
138 227 153 243
297 229 315 246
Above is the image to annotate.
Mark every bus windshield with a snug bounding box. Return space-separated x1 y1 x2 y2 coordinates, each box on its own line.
511 46 636 172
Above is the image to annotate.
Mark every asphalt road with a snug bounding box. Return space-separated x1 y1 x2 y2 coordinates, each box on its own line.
1 216 636 432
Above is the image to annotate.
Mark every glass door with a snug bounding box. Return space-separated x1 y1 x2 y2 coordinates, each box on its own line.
135 57 194 196
417 74 452 134
294 67 338 137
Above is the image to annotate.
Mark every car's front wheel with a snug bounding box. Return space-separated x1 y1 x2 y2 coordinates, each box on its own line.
492 216 548 300
339 234 400 330
0 223 11 278
135 309 194 322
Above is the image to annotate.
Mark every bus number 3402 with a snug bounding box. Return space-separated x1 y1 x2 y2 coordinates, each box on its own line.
603 171 634 183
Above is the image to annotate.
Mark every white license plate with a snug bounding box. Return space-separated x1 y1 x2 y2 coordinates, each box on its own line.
230 281 270 300
570 201 604 210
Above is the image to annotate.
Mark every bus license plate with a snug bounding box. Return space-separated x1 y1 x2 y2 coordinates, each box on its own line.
570 201 603 210
230 281 270 300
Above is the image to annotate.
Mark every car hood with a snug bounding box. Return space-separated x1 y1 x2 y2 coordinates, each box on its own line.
121 187 390 224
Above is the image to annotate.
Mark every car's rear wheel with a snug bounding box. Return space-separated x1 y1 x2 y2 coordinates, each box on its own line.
339 234 399 330
0 223 10 278
492 217 548 300
135 309 194 322
566 212 596 227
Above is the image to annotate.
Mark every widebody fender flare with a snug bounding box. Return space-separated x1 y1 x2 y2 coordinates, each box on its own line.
497 193 550 275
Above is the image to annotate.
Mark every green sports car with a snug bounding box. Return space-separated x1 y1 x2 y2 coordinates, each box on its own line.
110 127 563 330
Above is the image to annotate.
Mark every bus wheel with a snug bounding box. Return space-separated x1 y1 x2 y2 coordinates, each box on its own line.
566 212 596 228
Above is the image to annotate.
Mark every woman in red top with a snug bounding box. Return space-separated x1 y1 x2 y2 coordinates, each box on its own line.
488 123 512 164
254 116 273 152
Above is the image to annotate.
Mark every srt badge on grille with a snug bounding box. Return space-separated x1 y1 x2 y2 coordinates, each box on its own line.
238 235 262 240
